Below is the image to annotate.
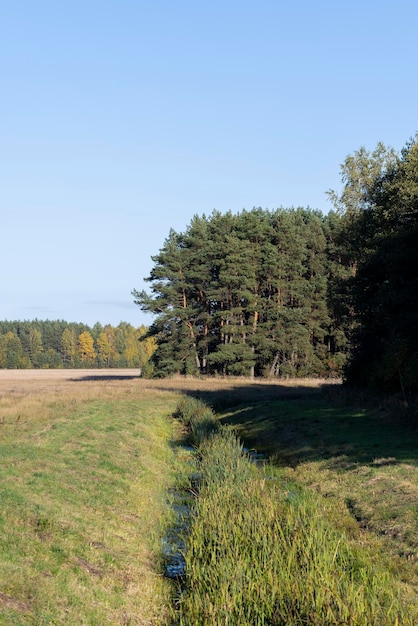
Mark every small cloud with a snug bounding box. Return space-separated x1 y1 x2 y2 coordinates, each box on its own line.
83 300 137 310
22 305 60 317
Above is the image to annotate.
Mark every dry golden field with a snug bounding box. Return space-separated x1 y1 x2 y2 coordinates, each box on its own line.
0 367 334 388
0 368 334 423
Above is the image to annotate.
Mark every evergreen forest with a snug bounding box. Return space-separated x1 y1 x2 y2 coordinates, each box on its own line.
0 320 154 370
134 136 418 391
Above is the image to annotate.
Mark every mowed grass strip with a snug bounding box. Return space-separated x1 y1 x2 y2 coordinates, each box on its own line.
0 386 180 625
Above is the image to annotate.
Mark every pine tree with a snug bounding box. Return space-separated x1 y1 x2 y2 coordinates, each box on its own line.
134 207 338 378
133 227 204 375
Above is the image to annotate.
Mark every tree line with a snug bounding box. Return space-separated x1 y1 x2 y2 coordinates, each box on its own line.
134 135 418 391
3 136 416 390
0 320 155 370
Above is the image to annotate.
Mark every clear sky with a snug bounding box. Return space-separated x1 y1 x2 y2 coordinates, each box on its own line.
1 1 417 327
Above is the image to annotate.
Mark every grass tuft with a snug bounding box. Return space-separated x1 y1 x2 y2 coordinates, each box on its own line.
174 395 219 445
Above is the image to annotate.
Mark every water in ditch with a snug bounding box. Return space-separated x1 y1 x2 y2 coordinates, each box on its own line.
162 444 268 581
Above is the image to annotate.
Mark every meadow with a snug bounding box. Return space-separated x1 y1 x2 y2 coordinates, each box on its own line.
174 393 418 624
0 370 417 624
0 369 182 624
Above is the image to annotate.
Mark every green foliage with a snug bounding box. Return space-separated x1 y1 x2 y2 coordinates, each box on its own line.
134 208 348 378
327 142 398 216
5 331 23 368
174 396 219 445
339 137 418 391
0 320 154 370
132 134 414 386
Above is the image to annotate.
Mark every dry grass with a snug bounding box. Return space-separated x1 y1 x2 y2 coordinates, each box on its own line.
0 369 332 426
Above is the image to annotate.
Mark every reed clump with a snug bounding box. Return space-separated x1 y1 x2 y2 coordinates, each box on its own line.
174 395 219 445
175 397 416 625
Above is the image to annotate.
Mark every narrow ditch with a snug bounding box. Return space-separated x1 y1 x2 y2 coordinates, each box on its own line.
162 444 267 582
162 490 191 580
162 444 199 583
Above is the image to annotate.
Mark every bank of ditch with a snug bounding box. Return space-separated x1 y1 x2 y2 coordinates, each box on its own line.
168 396 417 625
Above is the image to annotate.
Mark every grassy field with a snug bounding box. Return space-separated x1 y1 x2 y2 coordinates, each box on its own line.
0 371 417 624
212 385 418 605
0 370 184 625
173 394 418 624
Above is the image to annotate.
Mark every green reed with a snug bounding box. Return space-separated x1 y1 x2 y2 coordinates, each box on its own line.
174 395 219 445
174 398 416 625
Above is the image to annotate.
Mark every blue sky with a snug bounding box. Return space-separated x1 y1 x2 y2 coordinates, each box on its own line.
1 1 417 327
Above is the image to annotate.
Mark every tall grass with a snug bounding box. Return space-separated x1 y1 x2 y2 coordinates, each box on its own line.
174 395 219 445
175 398 417 625
218 387 418 595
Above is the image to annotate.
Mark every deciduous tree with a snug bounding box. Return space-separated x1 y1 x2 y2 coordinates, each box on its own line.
5 331 23 368
61 327 77 366
77 331 96 365
344 137 418 391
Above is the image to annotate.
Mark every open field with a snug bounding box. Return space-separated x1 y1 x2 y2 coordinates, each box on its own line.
0 369 334 436
1 370 417 623
0 368 331 410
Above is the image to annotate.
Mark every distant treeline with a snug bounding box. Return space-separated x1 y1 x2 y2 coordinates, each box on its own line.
134 137 418 391
0 320 155 369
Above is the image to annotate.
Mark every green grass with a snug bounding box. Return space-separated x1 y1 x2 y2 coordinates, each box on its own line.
215 386 418 605
0 393 181 625
173 395 219 445
2 375 418 624
177 427 415 625
173 394 418 625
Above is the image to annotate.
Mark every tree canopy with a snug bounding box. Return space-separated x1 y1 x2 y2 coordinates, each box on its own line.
134 134 418 391
4 134 417 391
334 137 418 391
0 320 155 370
133 208 348 378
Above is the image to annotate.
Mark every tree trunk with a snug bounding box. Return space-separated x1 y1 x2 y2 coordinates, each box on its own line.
269 352 280 378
